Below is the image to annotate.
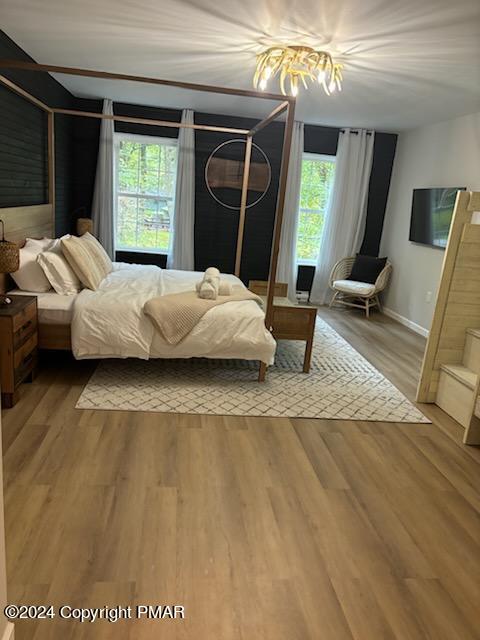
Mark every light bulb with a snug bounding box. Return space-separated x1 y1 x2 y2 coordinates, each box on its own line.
291 83 298 97
264 66 272 79
259 77 267 91
328 79 336 93
317 69 326 83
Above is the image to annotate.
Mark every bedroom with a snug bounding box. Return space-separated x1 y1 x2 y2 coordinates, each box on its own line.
0 0 479 638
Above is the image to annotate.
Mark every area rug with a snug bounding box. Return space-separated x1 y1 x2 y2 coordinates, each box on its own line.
76 318 429 422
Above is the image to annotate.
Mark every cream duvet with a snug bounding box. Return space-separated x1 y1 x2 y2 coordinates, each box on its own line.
71 263 276 364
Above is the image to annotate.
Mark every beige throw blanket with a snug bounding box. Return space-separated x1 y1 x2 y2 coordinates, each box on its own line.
144 286 263 344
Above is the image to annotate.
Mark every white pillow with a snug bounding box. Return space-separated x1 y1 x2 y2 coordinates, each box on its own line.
37 238 82 295
11 244 52 292
25 237 54 251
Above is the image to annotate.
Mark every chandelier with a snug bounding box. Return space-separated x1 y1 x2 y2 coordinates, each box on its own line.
253 46 343 97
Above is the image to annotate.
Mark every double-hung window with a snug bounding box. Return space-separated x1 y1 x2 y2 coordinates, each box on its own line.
296 153 336 265
115 133 178 254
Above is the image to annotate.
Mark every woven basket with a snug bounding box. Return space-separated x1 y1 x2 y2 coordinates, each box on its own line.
0 240 19 273
76 218 93 236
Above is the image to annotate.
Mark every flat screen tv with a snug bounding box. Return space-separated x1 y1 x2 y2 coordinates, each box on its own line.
409 187 465 249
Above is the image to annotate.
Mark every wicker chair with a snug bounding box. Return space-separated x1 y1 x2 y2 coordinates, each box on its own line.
329 257 392 318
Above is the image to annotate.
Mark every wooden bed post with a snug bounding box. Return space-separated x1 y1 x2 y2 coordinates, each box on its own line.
258 101 296 382
234 135 253 277
47 111 55 234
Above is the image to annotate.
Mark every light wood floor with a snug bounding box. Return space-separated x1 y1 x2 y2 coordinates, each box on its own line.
2 308 479 640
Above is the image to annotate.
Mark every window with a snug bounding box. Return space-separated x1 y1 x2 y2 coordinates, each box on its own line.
115 134 178 253
296 153 336 265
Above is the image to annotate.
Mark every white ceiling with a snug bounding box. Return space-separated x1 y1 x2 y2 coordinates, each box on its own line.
2 0 480 131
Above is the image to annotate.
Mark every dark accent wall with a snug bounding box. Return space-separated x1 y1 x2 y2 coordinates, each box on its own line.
0 30 75 236
71 98 102 216
0 84 48 206
194 113 284 284
72 104 285 283
114 102 181 138
304 124 339 155
54 114 74 235
71 103 397 285
361 132 398 256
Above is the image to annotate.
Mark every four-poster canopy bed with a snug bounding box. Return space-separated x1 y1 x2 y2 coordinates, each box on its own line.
0 58 297 382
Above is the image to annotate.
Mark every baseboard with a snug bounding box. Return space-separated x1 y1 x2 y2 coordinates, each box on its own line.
383 307 430 338
1 622 14 640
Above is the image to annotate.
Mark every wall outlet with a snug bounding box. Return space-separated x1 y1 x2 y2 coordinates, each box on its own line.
425 291 433 303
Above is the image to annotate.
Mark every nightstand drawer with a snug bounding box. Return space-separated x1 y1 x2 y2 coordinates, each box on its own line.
14 332 38 370
12 300 37 333
13 314 37 349
14 351 37 386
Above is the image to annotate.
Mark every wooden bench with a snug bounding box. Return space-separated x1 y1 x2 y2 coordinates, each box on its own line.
249 280 317 373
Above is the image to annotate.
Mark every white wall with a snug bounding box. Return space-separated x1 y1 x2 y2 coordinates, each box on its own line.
380 111 480 333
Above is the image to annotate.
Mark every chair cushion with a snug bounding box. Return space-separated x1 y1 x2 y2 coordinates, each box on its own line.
333 279 376 296
348 254 387 284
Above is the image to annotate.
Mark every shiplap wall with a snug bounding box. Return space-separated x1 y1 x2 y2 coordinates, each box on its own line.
0 84 48 206
0 30 75 236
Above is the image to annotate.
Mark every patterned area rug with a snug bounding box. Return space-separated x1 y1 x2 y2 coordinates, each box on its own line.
76 318 429 422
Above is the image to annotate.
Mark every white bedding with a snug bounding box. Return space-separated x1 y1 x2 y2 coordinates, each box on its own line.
72 263 276 364
9 289 76 324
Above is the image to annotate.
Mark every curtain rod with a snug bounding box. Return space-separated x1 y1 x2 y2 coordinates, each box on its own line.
340 129 373 135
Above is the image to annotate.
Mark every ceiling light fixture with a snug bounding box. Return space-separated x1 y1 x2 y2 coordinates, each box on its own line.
254 46 343 97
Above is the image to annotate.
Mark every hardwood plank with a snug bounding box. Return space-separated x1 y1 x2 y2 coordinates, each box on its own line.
316 431 437 580
405 578 478 640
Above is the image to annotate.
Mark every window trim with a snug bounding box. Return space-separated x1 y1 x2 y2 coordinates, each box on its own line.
114 132 178 255
302 152 336 164
296 152 336 266
114 131 178 147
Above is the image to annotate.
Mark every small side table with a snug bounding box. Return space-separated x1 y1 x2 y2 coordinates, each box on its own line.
249 281 317 373
0 295 38 408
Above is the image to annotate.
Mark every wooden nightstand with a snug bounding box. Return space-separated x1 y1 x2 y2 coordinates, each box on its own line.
249 281 317 373
0 295 38 408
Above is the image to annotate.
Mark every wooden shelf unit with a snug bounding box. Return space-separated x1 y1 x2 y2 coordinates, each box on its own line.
416 191 480 444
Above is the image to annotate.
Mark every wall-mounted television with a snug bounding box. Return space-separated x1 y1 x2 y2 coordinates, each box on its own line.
409 187 465 249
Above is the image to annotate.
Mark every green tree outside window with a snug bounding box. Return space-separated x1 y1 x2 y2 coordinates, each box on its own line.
297 155 335 263
116 137 178 252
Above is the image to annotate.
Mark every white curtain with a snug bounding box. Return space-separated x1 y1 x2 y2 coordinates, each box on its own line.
277 121 304 302
168 109 195 270
92 99 115 258
310 128 375 305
